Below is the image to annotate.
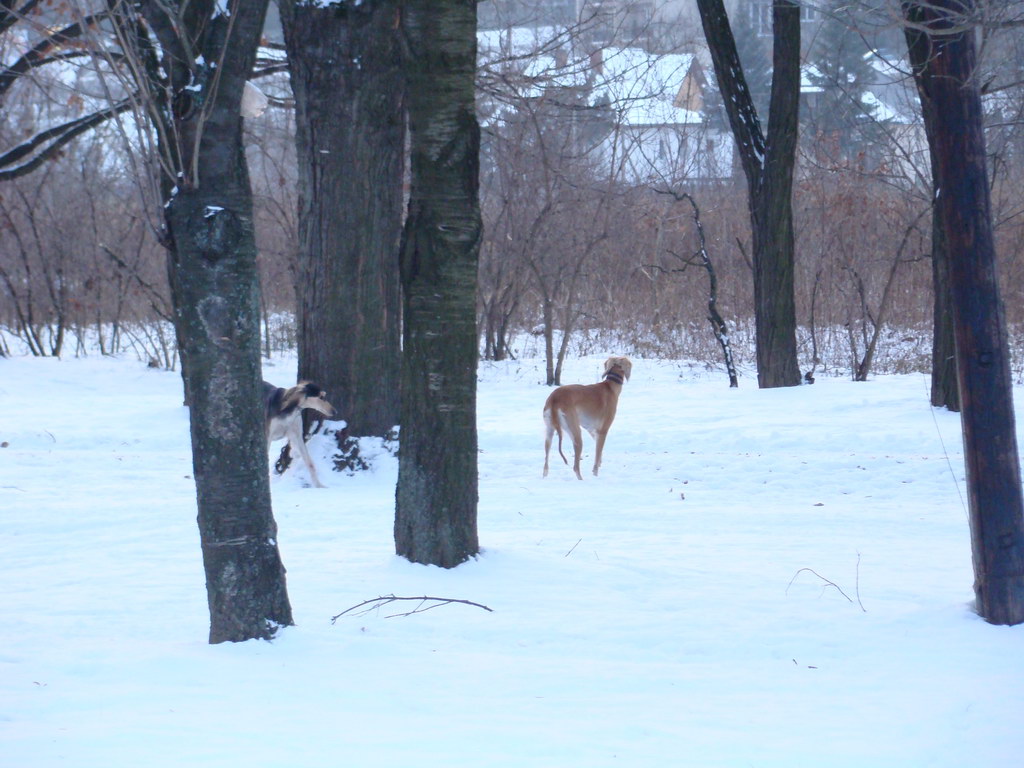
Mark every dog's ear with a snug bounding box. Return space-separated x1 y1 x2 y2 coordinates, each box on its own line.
302 382 321 398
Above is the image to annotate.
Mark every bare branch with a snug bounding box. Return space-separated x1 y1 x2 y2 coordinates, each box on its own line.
787 566 866 612
331 595 494 622
0 11 111 104
0 97 134 181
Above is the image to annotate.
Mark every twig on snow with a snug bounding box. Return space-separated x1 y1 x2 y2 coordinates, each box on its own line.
855 552 866 613
331 594 493 622
787 565 866 612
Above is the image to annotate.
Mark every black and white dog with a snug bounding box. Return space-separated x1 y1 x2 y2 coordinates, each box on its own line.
263 380 338 488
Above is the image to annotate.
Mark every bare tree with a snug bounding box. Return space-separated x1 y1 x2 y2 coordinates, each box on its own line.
478 25 605 385
477 18 683 383
0 167 66 355
653 188 739 387
902 0 1024 625
101 0 293 642
0 2 136 181
900 6 959 410
696 0 802 388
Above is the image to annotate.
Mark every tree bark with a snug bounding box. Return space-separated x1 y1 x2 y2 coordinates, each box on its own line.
903 0 1024 625
696 0 801 388
280 0 404 437
903 12 960 412
136 0 292 642
393 0 481 568
928 211 960 410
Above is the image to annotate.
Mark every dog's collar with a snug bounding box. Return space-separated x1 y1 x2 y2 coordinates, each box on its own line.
604 370 625 385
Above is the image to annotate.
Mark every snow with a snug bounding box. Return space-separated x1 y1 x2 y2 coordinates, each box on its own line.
477 25 573 61
592 48 702 127
2 351 1023 767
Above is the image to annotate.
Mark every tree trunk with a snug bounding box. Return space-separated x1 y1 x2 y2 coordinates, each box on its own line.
138 0 292 642
929 215 960 410
903 15 960 412
280 0 404 437
752 1 800 388
696 0 801 389
542 296 558 385
394 0 481 568
167 190 293 643
903 0 1024 625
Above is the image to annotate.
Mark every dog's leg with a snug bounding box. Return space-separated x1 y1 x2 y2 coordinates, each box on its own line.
287 422 325 488
551 406 569 466
543 404 571 477
562 410 585 481
296 438 325 488
592 428 609 477
543 409 554 477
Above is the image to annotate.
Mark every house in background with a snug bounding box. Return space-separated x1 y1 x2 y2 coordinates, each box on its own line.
587 46 734 183
477 3 918 188
478 24 734 186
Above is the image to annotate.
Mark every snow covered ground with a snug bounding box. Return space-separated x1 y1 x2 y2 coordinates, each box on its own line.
2 351 1022 767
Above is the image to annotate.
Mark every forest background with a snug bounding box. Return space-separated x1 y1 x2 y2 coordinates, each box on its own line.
3 0 1023 386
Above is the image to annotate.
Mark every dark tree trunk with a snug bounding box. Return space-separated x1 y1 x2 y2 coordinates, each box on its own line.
280 0 404 438
903 0 1024 625
394 0 480 568
136 0 292 642
929 216 960 410
903 15 960 412
542 297 558 385
696 0 801 388
753 1 801 389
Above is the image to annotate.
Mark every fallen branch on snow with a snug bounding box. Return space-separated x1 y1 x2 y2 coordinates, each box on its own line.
331 594 493 622
786 557 867 613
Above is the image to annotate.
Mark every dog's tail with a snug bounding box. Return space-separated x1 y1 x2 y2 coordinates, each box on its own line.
544 405 569 466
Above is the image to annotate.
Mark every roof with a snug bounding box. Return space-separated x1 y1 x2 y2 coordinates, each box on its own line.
478 28 706 129
591 47 703 126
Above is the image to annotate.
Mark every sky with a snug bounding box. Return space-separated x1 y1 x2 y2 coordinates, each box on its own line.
2 346 1023 767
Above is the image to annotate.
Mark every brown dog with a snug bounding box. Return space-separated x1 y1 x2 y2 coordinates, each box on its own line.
543 356 632 480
